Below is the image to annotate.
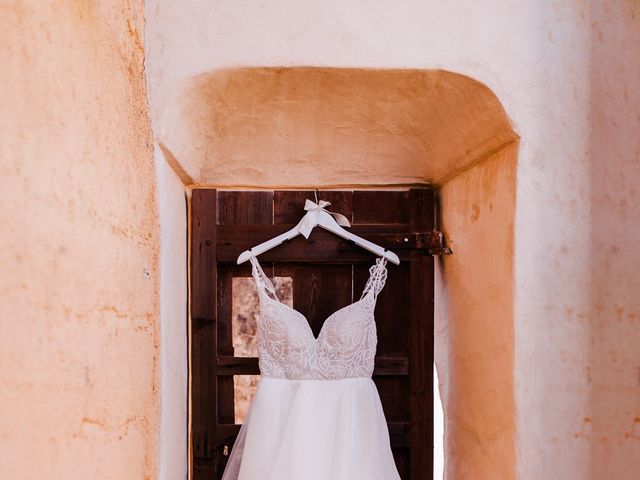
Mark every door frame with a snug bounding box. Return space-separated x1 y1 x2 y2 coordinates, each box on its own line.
189 188 435 479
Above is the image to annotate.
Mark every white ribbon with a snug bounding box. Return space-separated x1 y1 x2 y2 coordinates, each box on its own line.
299 199 351 238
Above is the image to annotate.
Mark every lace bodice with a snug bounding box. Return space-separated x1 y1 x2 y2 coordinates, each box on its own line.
248 255 388 380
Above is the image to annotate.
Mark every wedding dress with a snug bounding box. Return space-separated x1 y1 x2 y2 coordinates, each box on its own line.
221 254 401 480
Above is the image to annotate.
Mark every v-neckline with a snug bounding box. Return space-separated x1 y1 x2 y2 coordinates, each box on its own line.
263 293 369 341
249 256 381 341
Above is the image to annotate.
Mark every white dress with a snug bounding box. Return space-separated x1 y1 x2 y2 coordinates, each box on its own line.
221 255 401 480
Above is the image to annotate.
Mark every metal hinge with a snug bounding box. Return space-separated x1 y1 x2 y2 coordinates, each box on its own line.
427 230 453 256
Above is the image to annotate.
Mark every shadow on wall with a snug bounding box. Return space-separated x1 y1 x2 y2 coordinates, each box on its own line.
160 67 519 479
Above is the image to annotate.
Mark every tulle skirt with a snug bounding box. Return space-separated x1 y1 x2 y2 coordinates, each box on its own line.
222 376 401 480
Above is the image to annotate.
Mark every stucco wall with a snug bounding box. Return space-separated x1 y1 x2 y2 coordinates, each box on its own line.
437 144 518 479
6 1 636 478
0 2 159 479
156 156 189 479
588 3 640 476
144 1 640 479
167 68 516 480
159 67 515 186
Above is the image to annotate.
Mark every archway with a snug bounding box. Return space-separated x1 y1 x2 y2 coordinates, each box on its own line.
160 67 519 479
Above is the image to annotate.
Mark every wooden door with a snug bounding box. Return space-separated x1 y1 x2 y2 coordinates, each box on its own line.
190 188 435 479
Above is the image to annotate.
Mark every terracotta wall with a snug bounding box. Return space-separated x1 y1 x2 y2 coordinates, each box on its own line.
0 2 159 479
436 144 518 479
141 2 640 479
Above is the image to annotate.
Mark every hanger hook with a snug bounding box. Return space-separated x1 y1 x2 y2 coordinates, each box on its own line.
314 188 319 203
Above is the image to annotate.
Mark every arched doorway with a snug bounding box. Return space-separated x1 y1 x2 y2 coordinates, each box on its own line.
161 67 518 479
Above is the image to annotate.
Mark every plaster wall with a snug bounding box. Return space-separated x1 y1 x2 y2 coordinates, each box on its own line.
436 144 518 480
144 1 640 479
156 158 189 479
0 2 159 479
160 67 515 186
588 3 640 477
165 67 516 480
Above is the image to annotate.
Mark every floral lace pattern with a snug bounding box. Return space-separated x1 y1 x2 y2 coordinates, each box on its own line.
248 255 388 380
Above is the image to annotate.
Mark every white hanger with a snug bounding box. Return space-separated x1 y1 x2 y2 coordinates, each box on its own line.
236 190 401 265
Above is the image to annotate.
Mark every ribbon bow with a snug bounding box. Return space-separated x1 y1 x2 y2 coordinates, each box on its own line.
299 199 351 238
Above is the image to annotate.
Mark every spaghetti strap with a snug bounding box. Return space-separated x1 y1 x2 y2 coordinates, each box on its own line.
359 256 389 303
249 255 279 301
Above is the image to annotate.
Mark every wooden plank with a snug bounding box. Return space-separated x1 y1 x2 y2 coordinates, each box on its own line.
217 356 259 375
216 266 235 428
357 259 411 356
217 190 273 224
353 190 411 224
408 188 435 479
274 191 354 337
216 267 234 356
218 223 414 242
374 374 411 423
219 223 414 235
191 189 217 320
353 191 413 461
388 421 411 448
289 263 353 337
215 191 275 471
274 190 353 224
191 320 217 459
190 189 217 462
373 357 410 376
193 457 216 478
216 226 419 263
392 448 411 480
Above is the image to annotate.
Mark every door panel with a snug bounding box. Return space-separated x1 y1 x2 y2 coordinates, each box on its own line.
190 188 434 479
